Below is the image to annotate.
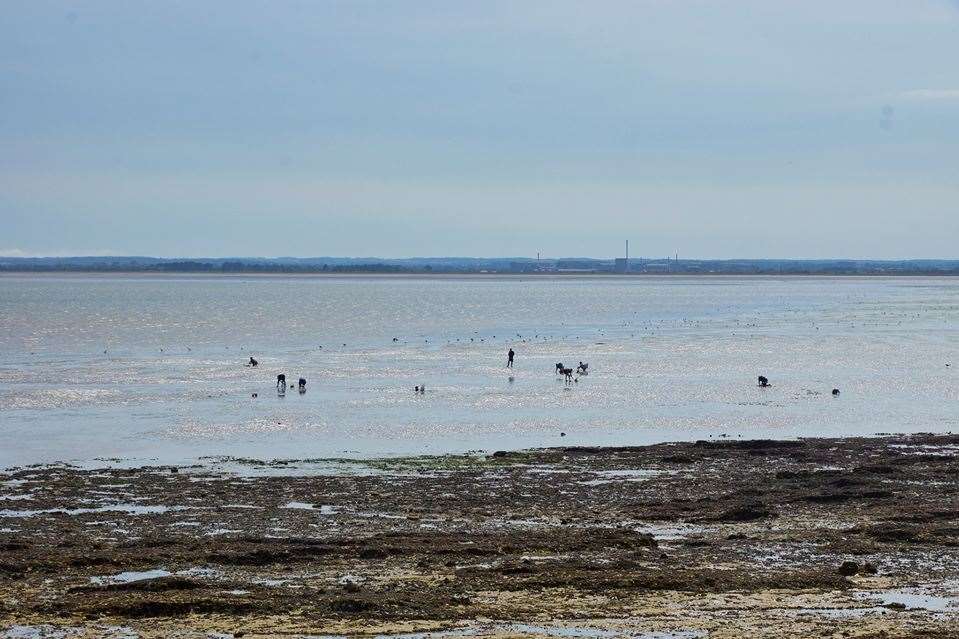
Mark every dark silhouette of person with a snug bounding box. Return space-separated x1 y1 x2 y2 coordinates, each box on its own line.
249 357 258 367
507 348 515 368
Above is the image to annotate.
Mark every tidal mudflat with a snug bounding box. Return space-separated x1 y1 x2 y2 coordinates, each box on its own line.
4 275 959 467
1 433 956 638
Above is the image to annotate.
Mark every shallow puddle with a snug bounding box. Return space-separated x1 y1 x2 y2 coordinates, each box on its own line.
0 504 186 518
282 502 339 514
858 585 959 612
633 522 704 541
192 457 396 478
580 469 671 486
89 566 218 585
90 569 172 585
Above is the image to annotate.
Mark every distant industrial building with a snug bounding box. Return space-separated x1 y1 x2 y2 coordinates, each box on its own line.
556 259 603 272
615 240 631 273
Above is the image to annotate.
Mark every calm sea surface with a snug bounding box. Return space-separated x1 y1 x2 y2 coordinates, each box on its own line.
1 274 957 468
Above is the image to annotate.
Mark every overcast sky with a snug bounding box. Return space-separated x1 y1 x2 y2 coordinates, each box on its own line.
2 1 958 259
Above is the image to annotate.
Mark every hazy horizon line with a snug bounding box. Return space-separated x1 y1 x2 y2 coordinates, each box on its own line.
2 254 958 263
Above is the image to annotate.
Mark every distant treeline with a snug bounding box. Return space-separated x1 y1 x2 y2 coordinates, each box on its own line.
160 261 411 273
2 256 959 275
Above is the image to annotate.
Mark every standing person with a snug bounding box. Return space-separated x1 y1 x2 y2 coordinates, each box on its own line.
507 348 515 368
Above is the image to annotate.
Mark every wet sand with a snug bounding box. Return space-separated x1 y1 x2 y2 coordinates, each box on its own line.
1 433 957 638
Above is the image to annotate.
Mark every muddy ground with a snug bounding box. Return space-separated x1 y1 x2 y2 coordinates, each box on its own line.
0 433 957 638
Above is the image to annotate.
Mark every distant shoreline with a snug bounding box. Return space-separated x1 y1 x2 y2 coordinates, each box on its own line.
4 255 959 277
2 270 959 280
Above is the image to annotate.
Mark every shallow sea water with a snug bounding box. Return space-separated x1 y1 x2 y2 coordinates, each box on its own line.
1 274 957 468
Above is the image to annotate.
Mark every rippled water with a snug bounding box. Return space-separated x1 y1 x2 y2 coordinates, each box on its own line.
1 274 957 468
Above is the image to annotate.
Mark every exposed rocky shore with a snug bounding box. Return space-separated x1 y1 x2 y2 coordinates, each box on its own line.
1 433 957 638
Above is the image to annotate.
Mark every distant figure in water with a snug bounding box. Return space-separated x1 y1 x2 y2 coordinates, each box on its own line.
298 378 307 393
507 348 515 368
276 374 286 390
577 361 589 374
248 357 258 367
832 388 840 396
414 385 425 394
758 375 770 388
